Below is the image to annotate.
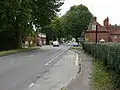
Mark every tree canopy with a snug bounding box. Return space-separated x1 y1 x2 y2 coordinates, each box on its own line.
61 4 93 42
0 0 64 49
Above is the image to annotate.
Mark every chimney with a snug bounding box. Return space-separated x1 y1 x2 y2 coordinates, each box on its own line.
91 17 97 24
93 17 97 22
104 17 109 29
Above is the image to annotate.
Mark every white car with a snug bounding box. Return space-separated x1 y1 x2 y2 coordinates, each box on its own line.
72 42 79 47
53 41 60 47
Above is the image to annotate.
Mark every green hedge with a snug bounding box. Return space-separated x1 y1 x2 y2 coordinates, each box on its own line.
83 42 120 88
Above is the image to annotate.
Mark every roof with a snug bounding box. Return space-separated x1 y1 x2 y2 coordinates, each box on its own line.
110 29 120 35
87 21 108 31
87 17 120 35
110 25 120 35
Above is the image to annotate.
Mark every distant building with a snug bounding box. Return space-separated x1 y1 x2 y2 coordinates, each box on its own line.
85 17 120 42
109 25 120 42
37 33 46 45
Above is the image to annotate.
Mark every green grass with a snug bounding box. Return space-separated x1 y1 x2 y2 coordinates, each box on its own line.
92 60 113 90
0 47 40 56
60 87 66 90
71 46 82 50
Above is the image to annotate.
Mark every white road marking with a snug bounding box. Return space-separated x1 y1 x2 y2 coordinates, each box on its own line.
45 63 49 66
28 55 34 58
49 60 52 63
45 50 67 66
28 83 35 88
64 74 77 88
75 54 79 66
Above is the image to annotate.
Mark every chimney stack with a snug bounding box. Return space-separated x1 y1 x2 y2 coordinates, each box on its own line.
91 17 97 24
93 17 97 22
104 17 109 29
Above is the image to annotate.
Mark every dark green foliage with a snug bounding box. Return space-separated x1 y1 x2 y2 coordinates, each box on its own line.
61 4 93 40
83 42 120 89
0 0 64 49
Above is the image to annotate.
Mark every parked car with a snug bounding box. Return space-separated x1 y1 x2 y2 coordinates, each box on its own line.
72 42 79 47
52 41 60 47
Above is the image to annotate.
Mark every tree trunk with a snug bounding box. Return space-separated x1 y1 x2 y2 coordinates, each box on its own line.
16 32 22 48
75 36 79 43
15 28 22 49
53 36 57 41
58 37 61 44
46 36 50 45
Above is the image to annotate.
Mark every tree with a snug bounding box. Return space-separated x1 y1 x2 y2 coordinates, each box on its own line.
0 0 64 49
32 0 64 29
33 0 64 45
0 0 33 49
50 17 65 43
62 4 93 42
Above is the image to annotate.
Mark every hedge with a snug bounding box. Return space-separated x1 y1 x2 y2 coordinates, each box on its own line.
83 42 120 88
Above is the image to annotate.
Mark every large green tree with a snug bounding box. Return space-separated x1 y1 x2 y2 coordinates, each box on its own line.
0 0 64 49
62 4 93 42
0 0 32 49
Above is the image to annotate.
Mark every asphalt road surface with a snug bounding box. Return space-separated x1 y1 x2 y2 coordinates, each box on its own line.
0 45 70 90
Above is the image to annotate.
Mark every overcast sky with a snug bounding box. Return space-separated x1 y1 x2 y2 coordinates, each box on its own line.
59 0 120 25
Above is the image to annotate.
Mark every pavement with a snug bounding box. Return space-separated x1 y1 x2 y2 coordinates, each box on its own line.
0 45 70 90
66 50 93 90
28 50 79 90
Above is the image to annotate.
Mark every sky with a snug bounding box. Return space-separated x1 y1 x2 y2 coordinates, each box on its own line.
59 0 120 25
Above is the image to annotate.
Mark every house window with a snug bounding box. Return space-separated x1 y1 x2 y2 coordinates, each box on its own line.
92 25 96 30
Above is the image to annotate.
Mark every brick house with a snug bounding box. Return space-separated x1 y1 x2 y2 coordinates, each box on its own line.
85 17 120 42
37 33 46 46
109 25 120 42
22 33 46 48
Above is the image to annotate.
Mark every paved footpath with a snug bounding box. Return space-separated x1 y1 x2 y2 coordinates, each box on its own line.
66 50 93 90
28 50 79 90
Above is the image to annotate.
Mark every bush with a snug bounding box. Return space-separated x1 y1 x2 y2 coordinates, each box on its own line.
83 42 120 89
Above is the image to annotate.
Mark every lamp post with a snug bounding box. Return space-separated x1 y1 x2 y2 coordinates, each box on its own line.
95 25 98 43
92 24 98 43
95 25 98 58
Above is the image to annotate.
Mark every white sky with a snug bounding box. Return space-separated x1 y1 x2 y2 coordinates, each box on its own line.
59 0 120 25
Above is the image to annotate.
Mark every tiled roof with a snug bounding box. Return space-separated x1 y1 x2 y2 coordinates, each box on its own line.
110 26 120 35
88 21 108 31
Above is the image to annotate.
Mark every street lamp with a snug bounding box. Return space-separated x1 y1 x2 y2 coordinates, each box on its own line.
95 25 98 43
92 24 98 43
95 25 98 58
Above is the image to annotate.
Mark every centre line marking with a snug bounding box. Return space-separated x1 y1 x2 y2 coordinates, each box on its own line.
28 83 35 88
45 50 66 66
45 63 49 66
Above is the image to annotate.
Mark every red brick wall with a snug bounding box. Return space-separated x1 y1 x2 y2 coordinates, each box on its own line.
110 35 120 42
85 31 109 42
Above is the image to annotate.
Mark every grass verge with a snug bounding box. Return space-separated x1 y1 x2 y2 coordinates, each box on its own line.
92 60 113 90
0 47 40 56
71 46 82 51
60 87 66 90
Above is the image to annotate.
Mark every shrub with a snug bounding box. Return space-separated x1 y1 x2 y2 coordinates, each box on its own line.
83 42 120 88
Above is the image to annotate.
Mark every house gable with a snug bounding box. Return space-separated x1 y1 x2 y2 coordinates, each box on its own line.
85 17 109 42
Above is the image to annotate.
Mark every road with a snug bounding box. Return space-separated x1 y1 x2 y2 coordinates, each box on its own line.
0 45 70 90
